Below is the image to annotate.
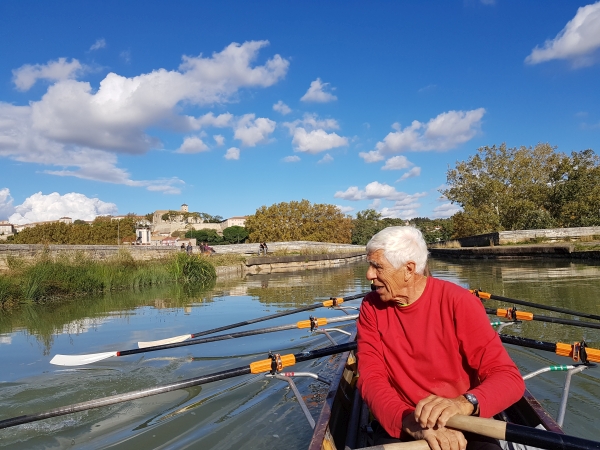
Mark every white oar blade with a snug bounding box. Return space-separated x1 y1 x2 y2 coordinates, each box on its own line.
50 351 118 366
137 334 191 348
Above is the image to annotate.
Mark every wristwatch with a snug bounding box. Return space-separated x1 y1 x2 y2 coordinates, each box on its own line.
463 393 480 416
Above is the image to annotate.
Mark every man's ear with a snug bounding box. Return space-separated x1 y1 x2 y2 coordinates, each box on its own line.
404 261 417 281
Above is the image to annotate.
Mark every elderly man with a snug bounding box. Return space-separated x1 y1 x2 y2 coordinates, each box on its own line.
357 226 524 450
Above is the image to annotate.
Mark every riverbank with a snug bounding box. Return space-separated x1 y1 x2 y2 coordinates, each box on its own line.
215 250 367 278
0 252 216 309
0 244 366 308
429 242 600 260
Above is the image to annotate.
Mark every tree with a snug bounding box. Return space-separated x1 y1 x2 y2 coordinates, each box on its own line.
352 209 385 245
12 216 136 244
185 229 223 245
245 200 353 243
222 226 249 244
442 143 600 238
198 212 223 223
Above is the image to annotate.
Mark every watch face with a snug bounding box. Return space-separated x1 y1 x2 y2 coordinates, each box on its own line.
465 393 478 405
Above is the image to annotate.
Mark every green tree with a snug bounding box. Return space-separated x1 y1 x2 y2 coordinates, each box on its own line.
222 226 249 244
441 143 600 238
245 200 353 243
12 216 136 244
351 209 385 245
198 213 224 223
185 229 223 245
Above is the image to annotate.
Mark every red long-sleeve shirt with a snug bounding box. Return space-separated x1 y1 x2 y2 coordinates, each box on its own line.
357 277 525 439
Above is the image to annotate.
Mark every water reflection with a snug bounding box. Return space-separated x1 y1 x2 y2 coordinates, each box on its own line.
0 259 598 448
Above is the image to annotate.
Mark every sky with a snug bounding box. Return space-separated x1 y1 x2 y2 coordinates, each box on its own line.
1 1 599 225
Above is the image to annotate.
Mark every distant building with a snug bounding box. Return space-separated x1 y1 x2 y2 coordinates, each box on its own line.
0 221 14 236
221 216 248 228
135 227 151 244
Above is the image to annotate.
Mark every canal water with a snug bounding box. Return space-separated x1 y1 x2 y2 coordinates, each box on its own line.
0 258 599 448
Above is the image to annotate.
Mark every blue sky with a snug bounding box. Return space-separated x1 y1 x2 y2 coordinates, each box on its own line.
1 1 599 224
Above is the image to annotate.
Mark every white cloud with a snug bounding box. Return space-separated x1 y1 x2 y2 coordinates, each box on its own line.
382 155 413 170
214 134 225 146
282 155 300 163
284 114 340 131
0 41 288 191
380 206 419 220
359 150 385 163
90 39 106 51
398 167 421 181
334 181 427 203
233 114 276 146
176 136 209 154
318 153 333 163
0 103 183 194
224 147 240 160
187 112 233 130
300 78 337 103
283 114 347 154
273 100 291 115
526 2 600 67
0 188 15 220
12 58 84 91
8 192 118 225
336 205 354 214
291 128 348 154
365 109 485 161
432 202 461 218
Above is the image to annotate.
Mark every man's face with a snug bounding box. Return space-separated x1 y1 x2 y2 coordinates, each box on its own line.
366 249 407 302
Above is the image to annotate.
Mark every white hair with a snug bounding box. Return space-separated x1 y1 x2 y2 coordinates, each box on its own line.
366 226 429 274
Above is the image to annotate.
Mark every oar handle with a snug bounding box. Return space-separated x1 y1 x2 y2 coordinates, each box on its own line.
446 415 505 440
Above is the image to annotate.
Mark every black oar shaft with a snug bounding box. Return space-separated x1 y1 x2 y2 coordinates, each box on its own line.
485 308 600 330
119 314 358 357
0 341 357 430
505 422 600 450
477 291 600 321
189 292 366 339
499 334 558 353
448 415 600 450
0 366 251 430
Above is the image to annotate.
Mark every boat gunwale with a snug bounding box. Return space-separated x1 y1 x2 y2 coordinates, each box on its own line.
308 333 357 450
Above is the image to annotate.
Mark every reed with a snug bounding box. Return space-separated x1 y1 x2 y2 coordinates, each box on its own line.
0 251 216 309
429 240 462 249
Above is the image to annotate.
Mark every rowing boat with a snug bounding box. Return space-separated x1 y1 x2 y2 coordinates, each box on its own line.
307 335 564 450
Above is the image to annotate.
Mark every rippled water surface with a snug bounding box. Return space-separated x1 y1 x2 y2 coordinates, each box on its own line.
0 258 599 448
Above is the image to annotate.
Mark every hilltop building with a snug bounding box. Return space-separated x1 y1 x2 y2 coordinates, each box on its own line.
151 204 247 236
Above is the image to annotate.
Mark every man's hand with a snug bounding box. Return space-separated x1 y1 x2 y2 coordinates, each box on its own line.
414 394 474 429
403 413 467 450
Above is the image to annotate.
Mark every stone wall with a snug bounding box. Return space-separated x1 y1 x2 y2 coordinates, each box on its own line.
0 242 366 271
455 226 600 247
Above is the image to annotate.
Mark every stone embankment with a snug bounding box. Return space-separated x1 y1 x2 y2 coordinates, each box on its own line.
0 242 367 275
429 244 600 260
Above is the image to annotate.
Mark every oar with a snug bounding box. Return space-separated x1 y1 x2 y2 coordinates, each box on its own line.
0 341 357 430
50 314 359 366
472 290 600 321
499 334 600 363
447 415 600 450
359 415 600 450
138 292 366 348
485 307 600 330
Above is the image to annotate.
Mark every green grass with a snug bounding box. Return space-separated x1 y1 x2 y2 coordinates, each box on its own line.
0 250 217 309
